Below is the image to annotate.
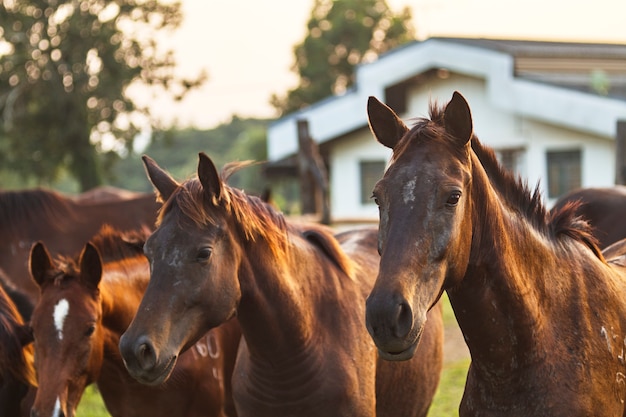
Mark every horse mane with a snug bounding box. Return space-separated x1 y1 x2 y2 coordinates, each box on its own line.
0 284 37 387
403 101 602 260
0 188 77 236
89 224 148 264
160 162 354 276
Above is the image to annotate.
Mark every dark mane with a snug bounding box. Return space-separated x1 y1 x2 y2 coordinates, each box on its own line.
159 163 354 275
399 100 602 259
89 225 148 263
0 189 77 236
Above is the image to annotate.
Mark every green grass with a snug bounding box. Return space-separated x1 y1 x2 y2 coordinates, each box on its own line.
428 358 470 416
76 386 110 417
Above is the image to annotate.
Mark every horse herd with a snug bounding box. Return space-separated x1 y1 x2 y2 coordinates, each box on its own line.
3 91 626 416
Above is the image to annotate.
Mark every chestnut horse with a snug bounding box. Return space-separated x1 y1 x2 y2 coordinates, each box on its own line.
29 226 241 417
365 91 626 416
0 188 160 301
551 186 626 248
0 277 36 417
119 154 443 417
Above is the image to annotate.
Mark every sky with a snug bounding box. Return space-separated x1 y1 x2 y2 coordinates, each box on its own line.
141 0 626 130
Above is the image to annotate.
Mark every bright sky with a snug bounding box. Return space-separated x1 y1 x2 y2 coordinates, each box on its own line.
143 0 626 129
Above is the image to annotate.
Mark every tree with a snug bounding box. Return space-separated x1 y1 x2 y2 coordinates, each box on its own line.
271 0 414 115
0 0 205 191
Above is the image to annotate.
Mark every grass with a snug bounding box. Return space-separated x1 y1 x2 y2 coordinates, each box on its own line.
76 386 110 417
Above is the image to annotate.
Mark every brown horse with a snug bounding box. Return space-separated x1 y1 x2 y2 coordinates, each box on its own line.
119 154 443 417
0 187 160 301
551 186 626 248
0 275 36 417
29 226 241 417
365 91 626 416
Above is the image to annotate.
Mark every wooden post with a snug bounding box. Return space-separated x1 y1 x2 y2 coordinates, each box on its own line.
616 120 626 185
297 119 331 224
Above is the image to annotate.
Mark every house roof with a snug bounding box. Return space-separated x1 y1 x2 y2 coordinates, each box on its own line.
267 37 626 162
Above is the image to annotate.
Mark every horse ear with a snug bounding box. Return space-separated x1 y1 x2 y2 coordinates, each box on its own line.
367 96 409 150
198 152 222 201
443 91 473 145
30 242 54 287
79 243 103 290
142 155 179 202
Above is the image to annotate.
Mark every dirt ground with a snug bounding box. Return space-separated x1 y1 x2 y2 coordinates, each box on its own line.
444 321 470 363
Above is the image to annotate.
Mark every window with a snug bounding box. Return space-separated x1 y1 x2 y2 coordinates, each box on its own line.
496 148 525 176
546 149 581 199
360 160 386 204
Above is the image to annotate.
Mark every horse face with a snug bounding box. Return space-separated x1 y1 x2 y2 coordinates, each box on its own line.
365 92 474 360
120 203 241 386
30 245 104 417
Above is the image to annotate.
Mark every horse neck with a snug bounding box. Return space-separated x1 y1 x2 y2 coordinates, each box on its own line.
235 226 358 364
99 258 150 347
448 152 557 370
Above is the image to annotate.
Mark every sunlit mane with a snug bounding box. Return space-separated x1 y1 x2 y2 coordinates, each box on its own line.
159 162 354 274
89 225 148 263
159 163 289 257
0 285 36 387
396 100 602 259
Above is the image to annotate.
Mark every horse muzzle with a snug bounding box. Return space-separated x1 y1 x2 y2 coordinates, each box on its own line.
119 333 178 386
365 290 424 361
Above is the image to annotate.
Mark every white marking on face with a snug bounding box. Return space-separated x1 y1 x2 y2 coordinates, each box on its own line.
52 397 62 417
53 299 69 341
601 326 612 352
166 248 184 267
402 178 417 204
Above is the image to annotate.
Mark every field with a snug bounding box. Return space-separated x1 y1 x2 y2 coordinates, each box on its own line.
76 295 469 417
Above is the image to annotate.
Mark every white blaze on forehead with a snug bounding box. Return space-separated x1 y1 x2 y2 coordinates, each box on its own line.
402 178 417 204
53 299 69 340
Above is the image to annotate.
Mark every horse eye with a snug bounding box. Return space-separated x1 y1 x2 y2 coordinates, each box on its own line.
371 194 380 206
85 324 95 337
446 191 461 206
197 248 212 262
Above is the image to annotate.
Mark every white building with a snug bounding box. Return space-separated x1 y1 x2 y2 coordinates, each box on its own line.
267 38 626 222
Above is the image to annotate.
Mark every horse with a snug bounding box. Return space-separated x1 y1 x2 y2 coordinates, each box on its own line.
0 187 160 300
364 91 626 416
0 273 36 417
551 186 626 248
118 154 444 417
28 225 241 417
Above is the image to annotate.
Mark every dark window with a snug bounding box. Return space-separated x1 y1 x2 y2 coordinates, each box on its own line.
496 148 524 175
360 161 386 204
547 149 581 199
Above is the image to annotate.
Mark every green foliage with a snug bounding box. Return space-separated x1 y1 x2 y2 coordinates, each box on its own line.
0 0 205 191
109 117 270 195
272 0 414 115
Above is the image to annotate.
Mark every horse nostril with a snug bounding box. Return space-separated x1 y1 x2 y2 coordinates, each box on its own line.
393 300 413 339
137 341 157 371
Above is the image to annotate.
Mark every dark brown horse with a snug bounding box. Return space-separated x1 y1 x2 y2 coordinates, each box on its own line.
0 187 160 301
365 91 626 416
29 226 241 417
0 274 36 417
551 186 626 248
119 154 443 417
